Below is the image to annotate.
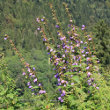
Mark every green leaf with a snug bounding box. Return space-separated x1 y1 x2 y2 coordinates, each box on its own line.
0 86 8 95
66 84 74 89
72 65 81 68
32 86 39 89
6 93 14 99
7 107 14 110
57 86 64 90
16 88 21 91
72 76 80 83
65 72 73 75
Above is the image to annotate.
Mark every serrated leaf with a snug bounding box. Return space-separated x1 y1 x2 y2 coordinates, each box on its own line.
67 84 74 89
0 86 8 95
72 76 80 83
57 86 64 90
16 88 21 91
7 93 14 99
7 107 14 110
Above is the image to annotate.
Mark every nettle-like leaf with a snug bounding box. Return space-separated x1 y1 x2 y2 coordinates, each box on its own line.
66 84 73 88
72 76 80 84
6 93 14 99
57 86 65 90
0 85 8 96
67 94 77 106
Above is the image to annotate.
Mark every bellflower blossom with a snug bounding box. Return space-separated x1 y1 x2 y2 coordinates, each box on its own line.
56 25 60 28
22 72 26 75
87 72 92 77
34 78 38 82
82 25 85 30
39 90 46 94
4 37 7 40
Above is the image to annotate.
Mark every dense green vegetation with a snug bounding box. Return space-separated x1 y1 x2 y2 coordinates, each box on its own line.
0 0 110 109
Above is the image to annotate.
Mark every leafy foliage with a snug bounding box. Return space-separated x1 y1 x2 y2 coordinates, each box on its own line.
0 0 110 110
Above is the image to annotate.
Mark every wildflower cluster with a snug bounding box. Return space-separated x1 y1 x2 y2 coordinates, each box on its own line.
4 34 46 95
36 3 100 103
